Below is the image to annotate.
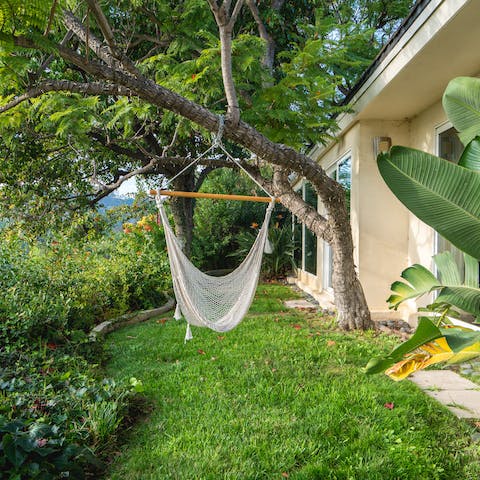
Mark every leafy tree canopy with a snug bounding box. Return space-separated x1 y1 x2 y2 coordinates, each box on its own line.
0 0 413 233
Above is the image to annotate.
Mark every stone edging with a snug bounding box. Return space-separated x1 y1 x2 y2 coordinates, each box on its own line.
89 295 175 340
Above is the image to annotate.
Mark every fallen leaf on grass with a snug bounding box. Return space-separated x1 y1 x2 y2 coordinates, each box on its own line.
475 421 480 429
156 318 167 324
198 349 206 355
281 473 289 478
217 335 225 341
384 402 395 410
327 340 336 347
292 324 302 330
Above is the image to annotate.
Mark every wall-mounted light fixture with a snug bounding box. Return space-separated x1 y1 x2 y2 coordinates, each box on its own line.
373 136 392 159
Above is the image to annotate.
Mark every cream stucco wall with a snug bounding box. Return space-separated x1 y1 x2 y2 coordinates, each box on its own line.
301 104 454 321
298 121 414 319
356 120 411 318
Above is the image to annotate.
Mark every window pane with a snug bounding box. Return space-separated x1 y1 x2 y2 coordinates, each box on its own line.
338 157 351 212
304 182 317 275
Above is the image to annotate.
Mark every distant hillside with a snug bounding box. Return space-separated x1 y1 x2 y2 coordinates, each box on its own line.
100 194 134 209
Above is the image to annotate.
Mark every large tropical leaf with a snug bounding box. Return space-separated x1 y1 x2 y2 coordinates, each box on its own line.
387 264 438 309
387 251 480 318
366 318 480 379
377 146 480 259
443 77 480 145
365 317 442 374
459 136 480 171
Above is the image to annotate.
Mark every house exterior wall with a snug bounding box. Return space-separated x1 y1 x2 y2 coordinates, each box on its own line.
356 121 411 319
294 1 480 323
298 101 454 322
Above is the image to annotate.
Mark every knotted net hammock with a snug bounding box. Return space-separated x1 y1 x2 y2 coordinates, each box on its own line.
156 196 275 341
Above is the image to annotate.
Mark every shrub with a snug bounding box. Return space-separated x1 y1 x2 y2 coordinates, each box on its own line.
0 202 168 477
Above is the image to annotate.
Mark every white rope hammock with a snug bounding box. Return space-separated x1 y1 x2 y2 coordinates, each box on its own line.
155 116 275 342
156 196 274 341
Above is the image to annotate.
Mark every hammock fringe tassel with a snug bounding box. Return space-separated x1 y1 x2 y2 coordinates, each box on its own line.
184 324 193 343
174 303 182 320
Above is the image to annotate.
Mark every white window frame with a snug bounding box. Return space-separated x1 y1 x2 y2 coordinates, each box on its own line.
322 152 351 291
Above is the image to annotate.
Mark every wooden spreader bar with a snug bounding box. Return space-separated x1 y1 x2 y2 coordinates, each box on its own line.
150 190 279 203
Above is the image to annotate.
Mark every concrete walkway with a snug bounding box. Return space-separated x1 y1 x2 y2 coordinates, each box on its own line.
410 370 480 418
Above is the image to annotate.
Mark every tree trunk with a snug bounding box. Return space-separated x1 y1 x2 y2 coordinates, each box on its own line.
327 203 373 330
270 168 374 330
169 176 195 257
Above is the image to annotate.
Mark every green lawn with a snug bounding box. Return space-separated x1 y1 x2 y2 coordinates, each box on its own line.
104 284 480 479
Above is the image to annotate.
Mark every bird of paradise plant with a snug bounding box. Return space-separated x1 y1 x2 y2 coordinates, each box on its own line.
366 76 480 380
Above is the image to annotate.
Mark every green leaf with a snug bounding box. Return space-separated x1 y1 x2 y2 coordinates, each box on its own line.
433 251 461 285
441 328 480 353
387 264 439 309
459 137 480 171
2 433 27 468
365 317 443 374
464 254 479 287
436 286 480 318
377 146 480 259
443 77 480 145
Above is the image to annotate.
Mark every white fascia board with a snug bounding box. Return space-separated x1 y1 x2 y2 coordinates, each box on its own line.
339 0 466 132
309 0 468 161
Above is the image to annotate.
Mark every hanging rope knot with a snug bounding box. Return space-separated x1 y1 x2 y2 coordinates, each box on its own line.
155 191 168 208
213 115 225 148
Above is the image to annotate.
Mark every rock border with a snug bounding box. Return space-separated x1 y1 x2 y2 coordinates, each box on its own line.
89 295 175 340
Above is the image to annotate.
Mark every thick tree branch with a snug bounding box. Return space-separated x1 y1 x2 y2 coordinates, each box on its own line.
207 0 243 125
63 10 121 70
229 0 245 29
246 0 275 71
84 0 115 51
243 164 331 241
0 80 132 114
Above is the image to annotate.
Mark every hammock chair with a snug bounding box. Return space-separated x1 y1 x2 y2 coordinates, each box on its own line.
154 118 276 342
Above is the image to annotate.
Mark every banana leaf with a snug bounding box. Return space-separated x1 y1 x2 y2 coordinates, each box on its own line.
443 77 480 145
387 251 480 318
377 146 480 259
459 136 480 171
365 317 442 374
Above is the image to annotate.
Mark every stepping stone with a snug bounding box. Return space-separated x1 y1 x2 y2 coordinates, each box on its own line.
411 370 480 418
284 299 318 310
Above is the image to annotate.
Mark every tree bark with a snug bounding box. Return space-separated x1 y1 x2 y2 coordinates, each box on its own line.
271 168 373 330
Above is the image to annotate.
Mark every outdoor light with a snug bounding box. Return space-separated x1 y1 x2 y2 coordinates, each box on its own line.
373 136 392 159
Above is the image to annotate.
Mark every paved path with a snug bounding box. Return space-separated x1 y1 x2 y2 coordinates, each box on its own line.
410 370 480 418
